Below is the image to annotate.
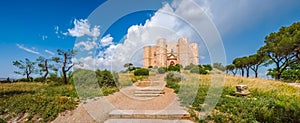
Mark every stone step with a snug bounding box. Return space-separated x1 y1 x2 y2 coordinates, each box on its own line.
134 94 163 97
108 110 190 119
104 119 194 123
134 90 164 94
136 88 164 91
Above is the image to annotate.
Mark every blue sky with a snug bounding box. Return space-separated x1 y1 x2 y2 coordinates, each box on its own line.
1 0 300 78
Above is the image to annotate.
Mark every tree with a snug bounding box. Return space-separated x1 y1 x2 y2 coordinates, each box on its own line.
248 54 268 78
233 58 245 77
213 62 225 71
258 23 299 80
124 63 134 72
36 56 52 81
13 58 36 82
53 49 76 84
226 64 237 76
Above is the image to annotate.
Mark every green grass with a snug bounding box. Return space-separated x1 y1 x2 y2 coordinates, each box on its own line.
0 82 78 122
166 73 300 122
0 81 119 122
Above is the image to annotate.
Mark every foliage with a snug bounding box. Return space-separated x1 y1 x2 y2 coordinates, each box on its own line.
0 83 78 122
124 63 136 72
167 65 180 72
165 71 182 93
13 58 36 82
96 69 118 87
184 64 197 70
72 69 118 99
202 64 213 71
213 62 226 71
174 74 300 122
190 66 208 74
157 67 167 74
226 64 237 75
258 22 300 80
133 68 149 76
52 49 77 84
34 77 45 82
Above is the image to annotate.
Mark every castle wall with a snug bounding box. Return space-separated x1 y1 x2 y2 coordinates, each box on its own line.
189 43 199 65
178 38 190 67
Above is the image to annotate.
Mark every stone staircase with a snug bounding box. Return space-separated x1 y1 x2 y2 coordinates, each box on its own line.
105 109 192 123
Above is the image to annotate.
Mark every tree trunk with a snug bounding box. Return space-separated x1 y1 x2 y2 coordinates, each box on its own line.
62 53 68 84
241 69 244 77
246 67 250 78
43 59 48 81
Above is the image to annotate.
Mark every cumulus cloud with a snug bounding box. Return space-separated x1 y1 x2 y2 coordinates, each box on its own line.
100 34 114 47
45 50 55 56
16 44 40 55
75 41 97 51
68 19 100 40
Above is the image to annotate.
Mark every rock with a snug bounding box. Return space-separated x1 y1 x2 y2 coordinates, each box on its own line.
235 85 250 96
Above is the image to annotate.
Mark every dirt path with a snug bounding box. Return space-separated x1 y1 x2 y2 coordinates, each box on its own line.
52 74 190 123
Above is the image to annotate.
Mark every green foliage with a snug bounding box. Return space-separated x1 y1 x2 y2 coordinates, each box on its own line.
96 69 118 87
190 66 208 74
34 77 45 82
13 58 36 81
0 83 78 122
202 64 213 71
165 71 182 93
157 67 167 74
133 68 149 76
213 62 226 71
184 64 197 70
258 22 300 80
167 65 180 72
17 77 32 82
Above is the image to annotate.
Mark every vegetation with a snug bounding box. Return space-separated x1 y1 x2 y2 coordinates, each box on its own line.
228 22 300 81
133 68 149 76
165 71 182 93
213 63 226 71
13 58 36 82
52 49 77 84
167 73 300 122
0 83 78 122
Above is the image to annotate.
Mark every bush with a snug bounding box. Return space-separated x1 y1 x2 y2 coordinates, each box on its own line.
203 64 213 71
34 77 45 82
157 67 167 74
134 68 149 76
184 64 197 70
17 78 32 82
190 66 208 74
96 69 118 87
165 71 182 93
168 65 180 72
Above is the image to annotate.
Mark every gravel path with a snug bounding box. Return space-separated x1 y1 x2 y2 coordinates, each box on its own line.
52 74 188 123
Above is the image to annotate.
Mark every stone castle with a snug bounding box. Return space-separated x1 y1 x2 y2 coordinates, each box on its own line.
143 38 199 68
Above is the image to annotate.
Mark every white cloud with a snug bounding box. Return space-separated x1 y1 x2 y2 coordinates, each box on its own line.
75 41 97 51
54 26 59 34
68 19 100 40
100 34 113 47
16 44 40 55
74 0 210 71
45 50 55 56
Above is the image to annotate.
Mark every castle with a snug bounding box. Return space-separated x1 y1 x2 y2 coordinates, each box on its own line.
143 38 199 68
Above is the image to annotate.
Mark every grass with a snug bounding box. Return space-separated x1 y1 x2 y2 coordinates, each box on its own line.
166 72 300 122
0 81 120 122
0 82 78 122
118 73 149 87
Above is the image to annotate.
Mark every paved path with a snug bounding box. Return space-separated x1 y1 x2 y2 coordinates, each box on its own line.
52 74 194 123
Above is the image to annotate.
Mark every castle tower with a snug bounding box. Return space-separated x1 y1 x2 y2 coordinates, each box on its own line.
178 38 190 67
189 43 199 65
156 38 167 67
143 46 151 68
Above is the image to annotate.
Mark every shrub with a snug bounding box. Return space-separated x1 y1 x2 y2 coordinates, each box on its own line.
203 64 213 71
18 78 31 82
134 68 149 76
96 69 118 87
184 64 197 70
168 65 180 72
34 77 45 82
190 66 208 74
165 71 182 93
157 67 167 74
